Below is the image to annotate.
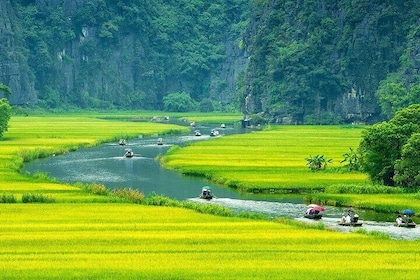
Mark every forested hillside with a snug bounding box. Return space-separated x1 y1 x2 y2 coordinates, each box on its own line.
241 0 420 124
1 0 420 124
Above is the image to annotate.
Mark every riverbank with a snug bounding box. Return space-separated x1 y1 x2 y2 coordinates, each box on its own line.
162 124 420 215
1 112 420 279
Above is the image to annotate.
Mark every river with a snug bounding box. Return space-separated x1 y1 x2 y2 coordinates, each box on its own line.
22 123 420 240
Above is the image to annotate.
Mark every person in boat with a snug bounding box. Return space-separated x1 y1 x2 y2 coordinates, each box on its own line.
306 208 314 215
396 215 403 227
352 213 359 223
345 214 351 224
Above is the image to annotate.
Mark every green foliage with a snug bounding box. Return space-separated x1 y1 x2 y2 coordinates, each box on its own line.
199 98 214 112
305 154 332 171
0 193 17 203
0 84 12 97
163 92 197 112
394 133 420 188
341 147 361 172
376 76 410 119
0 98 12 138
238 0 420 123
21 193 55 203
359 104 420 186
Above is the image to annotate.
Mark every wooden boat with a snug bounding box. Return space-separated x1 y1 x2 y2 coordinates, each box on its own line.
124 149 134 158
199 186 214 200
304 212 323 220
338 221 363 227
395 221 416 228
210 129 220 137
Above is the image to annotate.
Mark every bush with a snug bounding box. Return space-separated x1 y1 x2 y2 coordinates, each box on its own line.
199 98 214 112
112 188 145 203
88 183 109 196
163 91 197 112
0 193 17 203
21 193 55 203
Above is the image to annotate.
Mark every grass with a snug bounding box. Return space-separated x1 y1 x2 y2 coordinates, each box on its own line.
162 124 420 214
1 203 420 279
163 125 368 191
1 112 420 279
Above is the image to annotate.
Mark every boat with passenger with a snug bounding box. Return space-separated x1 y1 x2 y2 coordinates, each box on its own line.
119 139 126 145
199 186 214 200
304 204 324 219
338 209 363 227
157 138 164 145
395 209 416 228
124 148 134 158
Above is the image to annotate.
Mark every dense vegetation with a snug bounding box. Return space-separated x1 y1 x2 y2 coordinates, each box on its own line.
0 84 12 138
240 0 420 123
2 1 420 124
359 104 420 187
7 0 249 111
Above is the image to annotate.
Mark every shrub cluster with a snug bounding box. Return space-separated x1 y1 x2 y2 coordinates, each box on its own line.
112 188 145 203
21 193 55 203
0 193 17 203
88 183 109 196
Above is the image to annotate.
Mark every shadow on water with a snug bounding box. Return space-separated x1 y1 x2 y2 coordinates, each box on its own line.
22 123 419 240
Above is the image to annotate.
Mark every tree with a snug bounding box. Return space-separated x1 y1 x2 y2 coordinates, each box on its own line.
163 92 197 112
341 147 361 171
0 98 12 139
394 133 420 188
305 154 332 171
358 104 420 186
0 84 12 97
375 80 409 119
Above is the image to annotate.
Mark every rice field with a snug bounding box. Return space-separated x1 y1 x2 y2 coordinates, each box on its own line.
163 125 369 190
1 113 420 279
1 203 420 279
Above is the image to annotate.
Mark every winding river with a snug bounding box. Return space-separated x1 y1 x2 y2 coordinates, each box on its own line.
22 123 420 240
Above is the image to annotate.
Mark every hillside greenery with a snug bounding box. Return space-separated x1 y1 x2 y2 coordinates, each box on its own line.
239 0 420 123
3 1 420 124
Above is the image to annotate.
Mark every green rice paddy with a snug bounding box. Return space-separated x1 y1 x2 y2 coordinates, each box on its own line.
1 112 420 279
163 125 368 190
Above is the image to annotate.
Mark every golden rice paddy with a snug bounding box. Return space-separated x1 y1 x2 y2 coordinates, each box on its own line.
0 113 419 279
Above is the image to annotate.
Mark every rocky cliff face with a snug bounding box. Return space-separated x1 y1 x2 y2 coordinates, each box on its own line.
0 0 249 109
0 0 36 104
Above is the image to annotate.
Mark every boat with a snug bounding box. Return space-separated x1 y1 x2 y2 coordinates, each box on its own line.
338 221 363 227
304 204 324 219
304 212 323 219
395 210 416 227
124 148 134 158
339 209 362 226
119 139 126 145
195 130 201 136
157 138 164 145
395 221 417 228
199 186 214 200
210 129 220 137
